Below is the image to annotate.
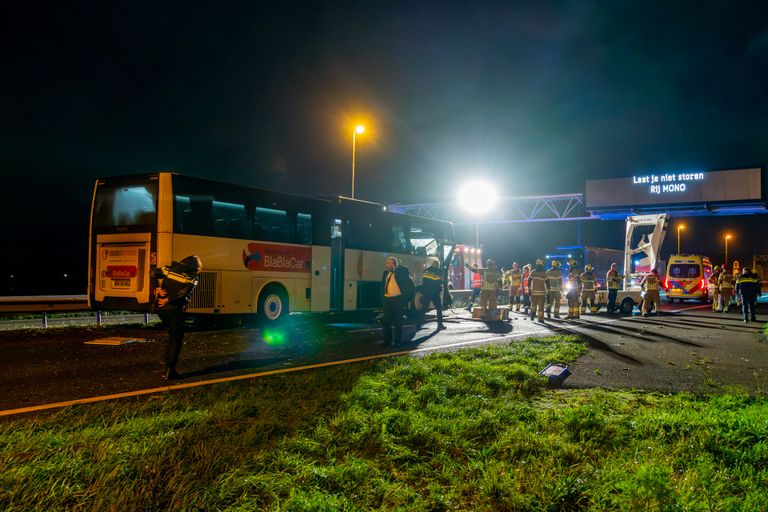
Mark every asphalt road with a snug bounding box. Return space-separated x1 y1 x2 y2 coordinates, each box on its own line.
1 300 766 414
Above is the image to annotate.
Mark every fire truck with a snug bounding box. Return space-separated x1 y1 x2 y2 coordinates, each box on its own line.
448 244 482 290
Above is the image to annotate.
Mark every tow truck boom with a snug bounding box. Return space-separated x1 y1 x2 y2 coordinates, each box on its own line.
624 213 669 288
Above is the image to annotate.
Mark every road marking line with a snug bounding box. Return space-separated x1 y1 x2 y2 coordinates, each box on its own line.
0 331 543 418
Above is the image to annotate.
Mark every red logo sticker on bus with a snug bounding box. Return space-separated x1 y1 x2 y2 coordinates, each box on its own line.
242 243 311 273
105 266 137 278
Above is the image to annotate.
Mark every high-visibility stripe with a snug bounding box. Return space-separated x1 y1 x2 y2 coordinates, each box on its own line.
162 270 198 285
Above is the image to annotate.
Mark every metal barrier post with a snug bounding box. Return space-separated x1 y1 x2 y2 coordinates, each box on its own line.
96 310 102 326
42 313 48 328
144 312 150 324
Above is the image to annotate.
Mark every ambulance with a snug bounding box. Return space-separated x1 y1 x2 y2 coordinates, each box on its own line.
663 254 713 303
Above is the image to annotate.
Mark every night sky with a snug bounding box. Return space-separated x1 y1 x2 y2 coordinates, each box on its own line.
2 1 768 294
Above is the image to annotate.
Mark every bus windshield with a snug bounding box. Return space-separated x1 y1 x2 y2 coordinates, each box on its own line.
93 182 158 228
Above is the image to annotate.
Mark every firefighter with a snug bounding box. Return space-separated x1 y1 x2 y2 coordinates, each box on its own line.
734 266 744 307
151 255 203 380
465 259 501 311
606 263 624 313
640 268 662 317
565 264 582 319
545 260 563 319
500 267 509 289
580 264 598 314
528 259 548 322
521 264 532 314
507 262 523 312
735 267 761 324
718 264 734 313
466 270 483 311
711 265 722 312
420 260 446 331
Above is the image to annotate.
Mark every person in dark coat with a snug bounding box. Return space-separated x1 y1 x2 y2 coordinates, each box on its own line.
381 256 413 347
735 267 761 324
420 260 446 331
152 255 202 380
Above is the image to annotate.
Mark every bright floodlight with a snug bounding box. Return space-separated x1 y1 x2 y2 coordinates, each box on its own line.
355 124 365 134
457 180 498 215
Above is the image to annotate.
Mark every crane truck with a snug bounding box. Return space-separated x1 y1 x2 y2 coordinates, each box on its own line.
591 213 669 314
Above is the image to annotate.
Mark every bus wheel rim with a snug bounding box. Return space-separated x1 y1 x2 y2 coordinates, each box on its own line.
264 294 282 320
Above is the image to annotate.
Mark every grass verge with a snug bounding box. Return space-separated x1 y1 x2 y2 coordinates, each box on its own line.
1 335 767 511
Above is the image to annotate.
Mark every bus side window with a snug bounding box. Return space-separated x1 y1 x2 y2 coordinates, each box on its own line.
391 223 408 253
297 212 312 244
254 206 292 243
188 196 214 235
212 200 247 239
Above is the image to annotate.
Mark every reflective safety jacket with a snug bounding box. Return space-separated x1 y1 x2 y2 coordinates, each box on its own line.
567 273 582 296
607 270 623 290
528 268 548 296
421 265 443 295
152 262 201 308
545 268 562 292
642 273 660 291
711 270 722 291
580 271 597 291
471 272 483 290
718 271 734 289
736 273 761 299
465 263 499 291
521 269 531 293
508 269 523 288
481 270 500 291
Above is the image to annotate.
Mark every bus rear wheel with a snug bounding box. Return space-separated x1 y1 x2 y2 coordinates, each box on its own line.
258 285 288 323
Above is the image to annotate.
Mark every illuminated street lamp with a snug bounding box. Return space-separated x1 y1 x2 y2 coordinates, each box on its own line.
351 124 365 199
677 224 685 254
457 180 499 250
724 234 732 266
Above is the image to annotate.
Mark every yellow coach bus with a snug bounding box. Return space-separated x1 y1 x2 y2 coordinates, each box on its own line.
88 173 455 322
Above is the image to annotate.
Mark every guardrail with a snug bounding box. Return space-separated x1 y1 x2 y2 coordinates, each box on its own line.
0 295 154 329
0 295 89 314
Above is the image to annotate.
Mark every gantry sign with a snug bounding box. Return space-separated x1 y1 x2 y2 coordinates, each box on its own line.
389 193 594 225
390 167 766 224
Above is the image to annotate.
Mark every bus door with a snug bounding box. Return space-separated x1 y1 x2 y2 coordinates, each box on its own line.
329 218 345 310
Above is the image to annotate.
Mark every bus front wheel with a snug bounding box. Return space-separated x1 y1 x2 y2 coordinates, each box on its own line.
258 285 288 323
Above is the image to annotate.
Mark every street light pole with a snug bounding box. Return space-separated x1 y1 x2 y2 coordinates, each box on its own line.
677 224 685 254
725 235 732 266
351 125 364 199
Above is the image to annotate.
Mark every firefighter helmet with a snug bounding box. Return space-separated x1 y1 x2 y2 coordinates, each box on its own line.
552 260 561 268
535 258 544 266
585 264 593 272
722 264 727 270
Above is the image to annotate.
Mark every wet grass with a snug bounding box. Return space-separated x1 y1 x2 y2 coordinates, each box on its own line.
2 335 768 511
